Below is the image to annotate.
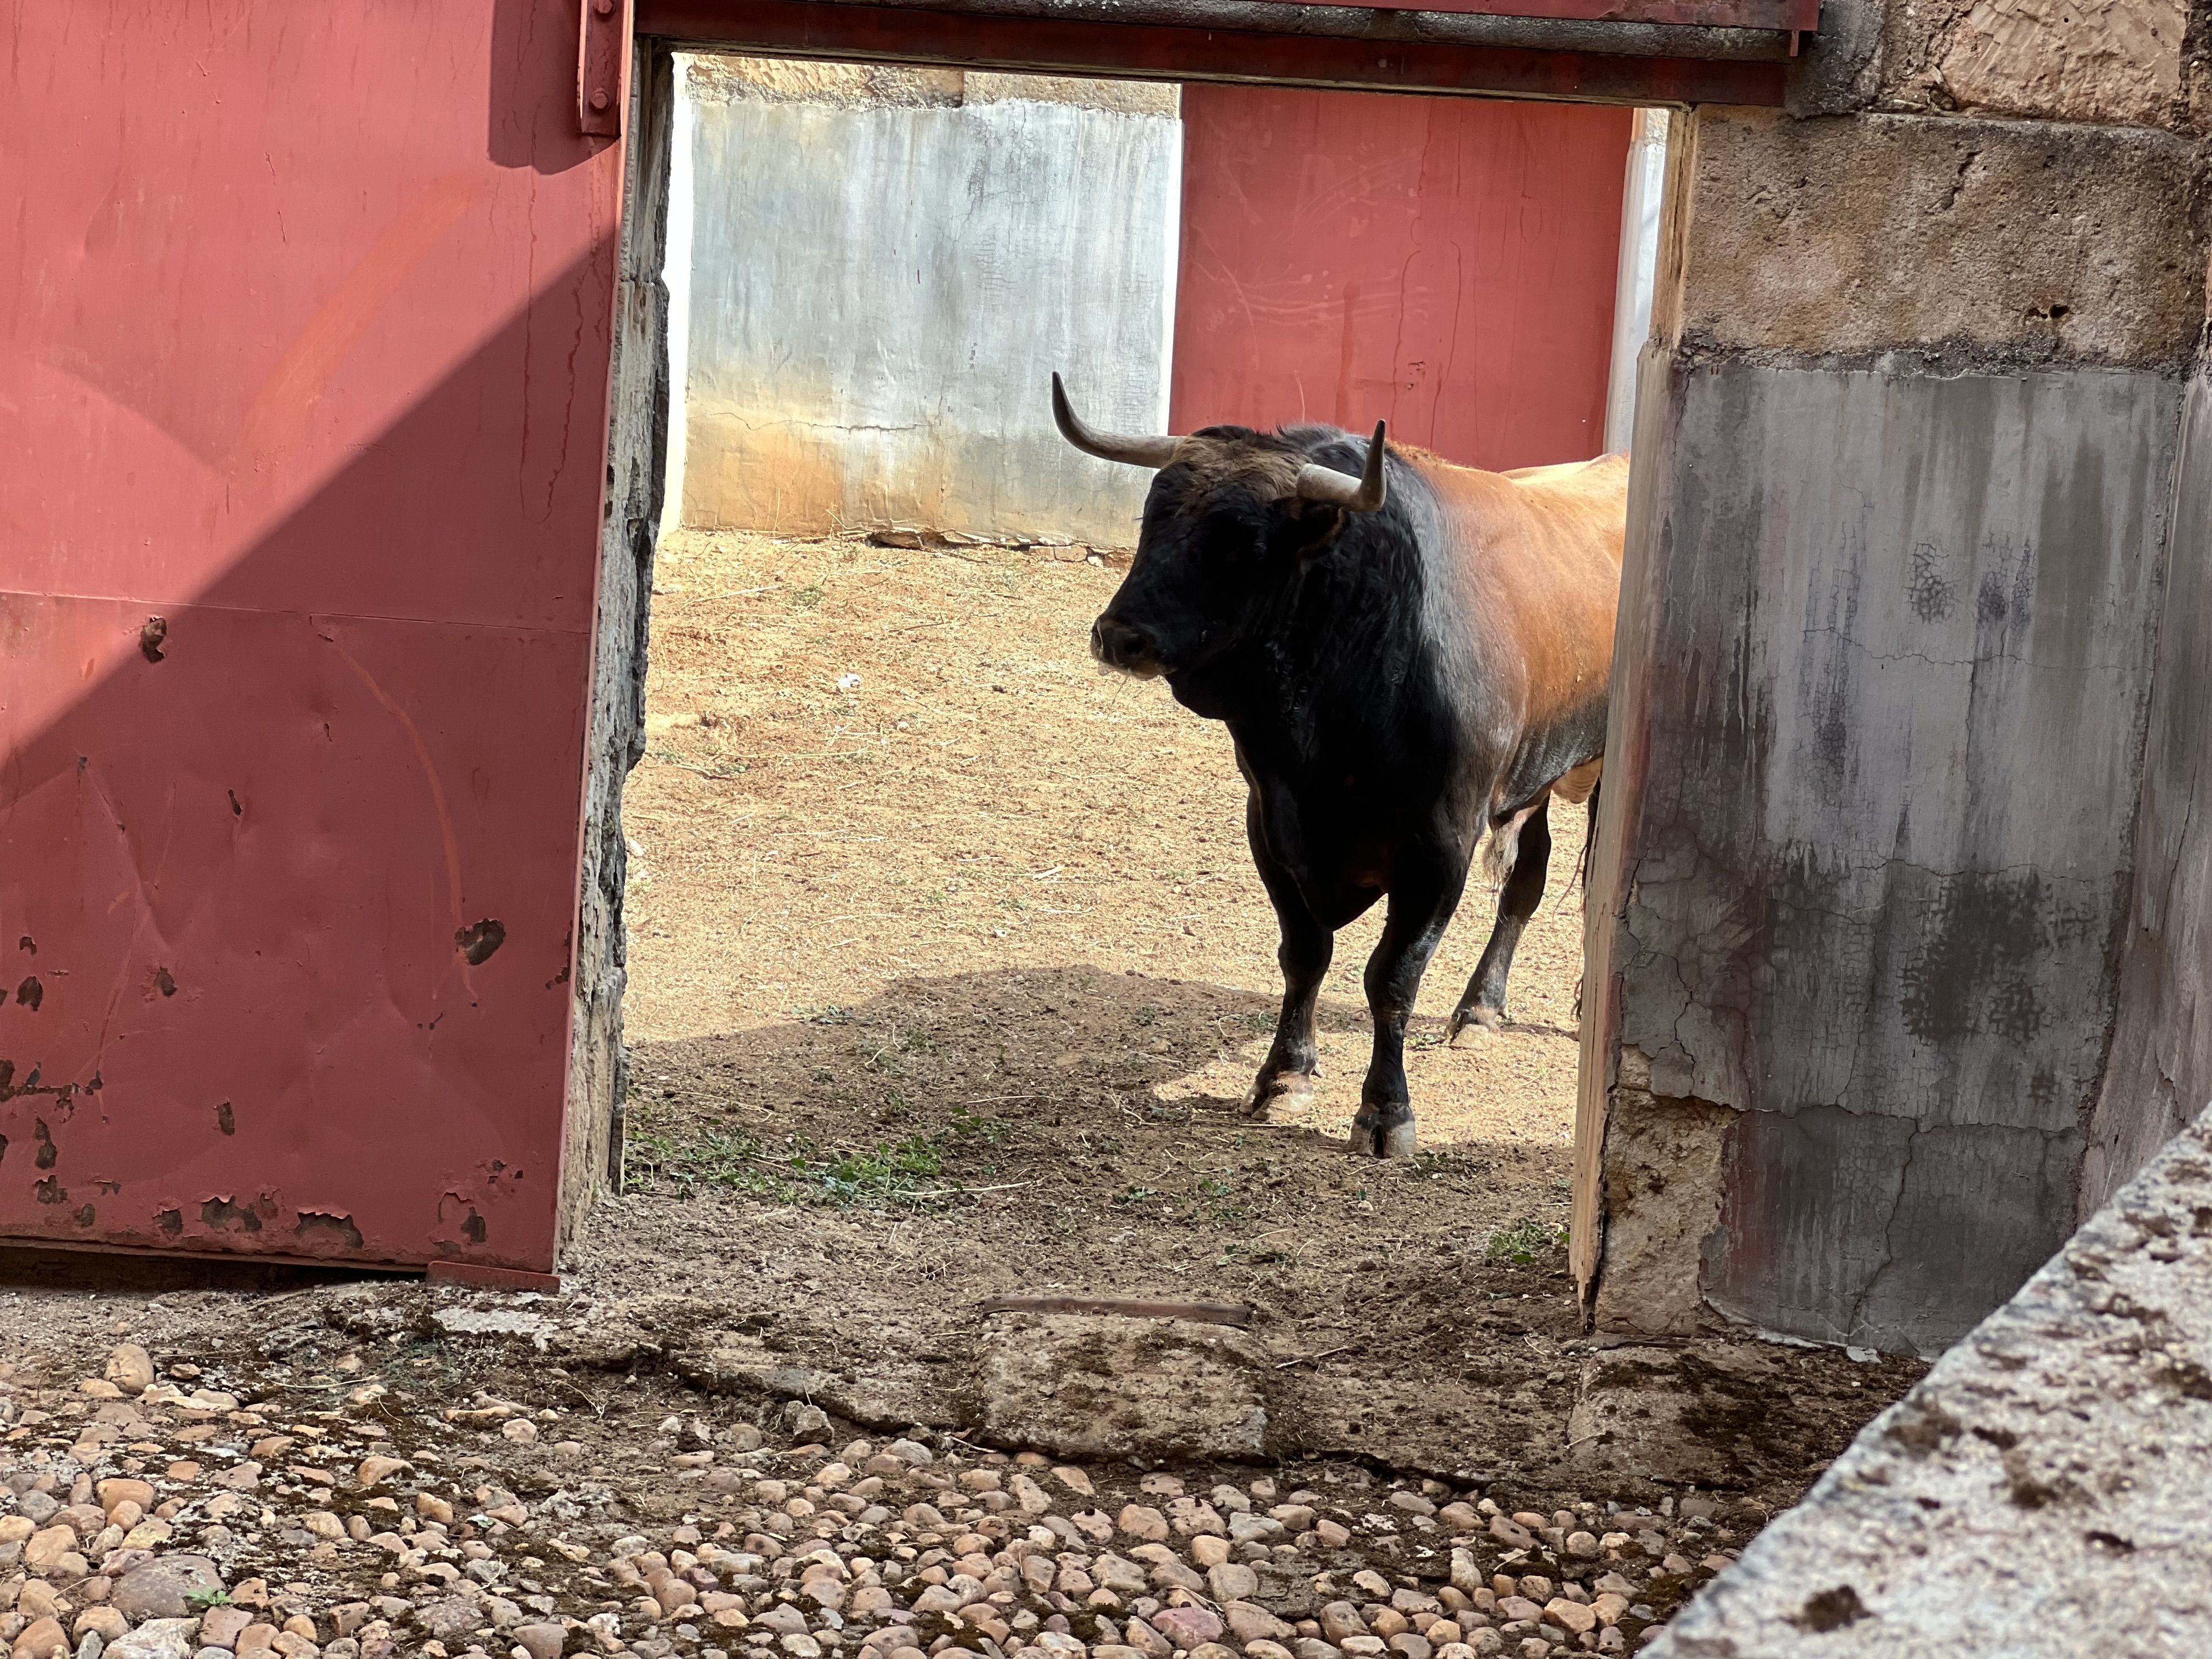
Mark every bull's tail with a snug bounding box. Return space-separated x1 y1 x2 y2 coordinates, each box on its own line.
1576 780 1601 894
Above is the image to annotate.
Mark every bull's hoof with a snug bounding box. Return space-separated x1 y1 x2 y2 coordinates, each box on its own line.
1244 1070 1316 1120
1447 1005 1504 1047
1348 1113 1419 1159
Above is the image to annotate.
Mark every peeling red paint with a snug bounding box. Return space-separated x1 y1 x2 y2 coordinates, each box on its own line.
295 1211 366 1252
201 1198 262 1235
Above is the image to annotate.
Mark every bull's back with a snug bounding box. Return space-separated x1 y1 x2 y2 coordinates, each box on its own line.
1420 452 1629 786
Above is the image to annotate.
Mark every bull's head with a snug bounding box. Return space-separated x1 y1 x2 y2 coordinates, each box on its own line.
1053 374 1386 687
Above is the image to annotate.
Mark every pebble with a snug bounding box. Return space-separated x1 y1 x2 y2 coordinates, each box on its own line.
1190 1536 1232 1568
106 1622 200 1659
197 1611 253 1651
1117 1506 1169 1543
1156 1607 1226 1649
1543 1600 1595 1637
1225 1605 1295 1646
1486 1517 1533 1551
101 1349 155 1398
1319 1605 1368 1645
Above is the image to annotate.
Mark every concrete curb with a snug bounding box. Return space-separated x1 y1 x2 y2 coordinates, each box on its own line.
1650 1102 2212 1656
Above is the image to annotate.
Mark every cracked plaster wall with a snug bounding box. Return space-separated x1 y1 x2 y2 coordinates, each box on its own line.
1592 60 2207 1352
1598 352 2177 1355
670 55 1177 543
2086 362 2212 1218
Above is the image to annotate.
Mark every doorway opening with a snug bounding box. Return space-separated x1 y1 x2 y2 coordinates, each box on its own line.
572 45 1920 1596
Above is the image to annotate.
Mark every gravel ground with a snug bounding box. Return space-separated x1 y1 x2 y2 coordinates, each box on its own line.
0 1327 1787 1659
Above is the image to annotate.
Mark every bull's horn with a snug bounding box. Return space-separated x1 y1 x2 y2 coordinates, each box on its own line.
1296 421 1389 512
1052 373 1181 469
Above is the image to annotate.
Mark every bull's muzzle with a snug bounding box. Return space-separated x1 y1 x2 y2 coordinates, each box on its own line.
1091 615 1164 679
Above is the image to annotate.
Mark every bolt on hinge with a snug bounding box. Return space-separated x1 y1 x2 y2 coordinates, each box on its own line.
578 0 629 138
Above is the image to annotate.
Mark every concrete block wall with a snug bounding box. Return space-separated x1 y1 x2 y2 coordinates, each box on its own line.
1578 0 2210 1355
661 57 1180 547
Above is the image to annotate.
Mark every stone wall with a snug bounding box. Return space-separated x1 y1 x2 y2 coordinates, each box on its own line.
1578 0 2210 1353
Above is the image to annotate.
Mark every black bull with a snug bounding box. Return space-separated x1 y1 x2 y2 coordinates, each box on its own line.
1055 376 1628 1157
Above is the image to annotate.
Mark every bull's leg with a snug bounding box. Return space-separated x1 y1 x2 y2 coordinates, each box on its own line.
1448 797 1553 1043
1351 852 1470 1159
1244 799 1333 1119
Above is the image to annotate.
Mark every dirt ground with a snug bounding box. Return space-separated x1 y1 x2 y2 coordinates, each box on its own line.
601 527 1920 1505
0 530 1925 1659
617 528 1604 1489
625 527 1589 1154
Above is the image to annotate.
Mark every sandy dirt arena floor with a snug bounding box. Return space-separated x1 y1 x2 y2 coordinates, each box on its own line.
623 528 1592 1159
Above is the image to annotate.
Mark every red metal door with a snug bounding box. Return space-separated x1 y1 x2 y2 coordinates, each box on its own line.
1171 86 1632 470
0 4 626 1271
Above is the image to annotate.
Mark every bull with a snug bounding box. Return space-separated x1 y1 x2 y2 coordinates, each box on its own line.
1053 374 1627 1157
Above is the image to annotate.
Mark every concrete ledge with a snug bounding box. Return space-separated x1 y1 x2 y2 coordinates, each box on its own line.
1649 1101 2212 1656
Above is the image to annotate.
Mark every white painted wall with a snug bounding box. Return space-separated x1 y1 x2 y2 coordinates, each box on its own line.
1604 109 1671 457
668 58 1179 546
658 75 698 543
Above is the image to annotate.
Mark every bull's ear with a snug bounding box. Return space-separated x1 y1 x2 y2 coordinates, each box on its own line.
1285 497 1349 564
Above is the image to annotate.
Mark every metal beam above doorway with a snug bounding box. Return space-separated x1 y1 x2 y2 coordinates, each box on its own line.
636 0 1801 106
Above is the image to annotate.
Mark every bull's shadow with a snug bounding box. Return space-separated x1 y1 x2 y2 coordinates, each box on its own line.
621 959 1578 1194
626 962 1344 1156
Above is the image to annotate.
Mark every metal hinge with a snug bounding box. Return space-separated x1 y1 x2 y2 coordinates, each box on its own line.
578 0 631 137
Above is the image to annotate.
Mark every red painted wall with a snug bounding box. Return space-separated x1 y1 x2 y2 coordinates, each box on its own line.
0 4 625 1269
1171 86 1632 471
